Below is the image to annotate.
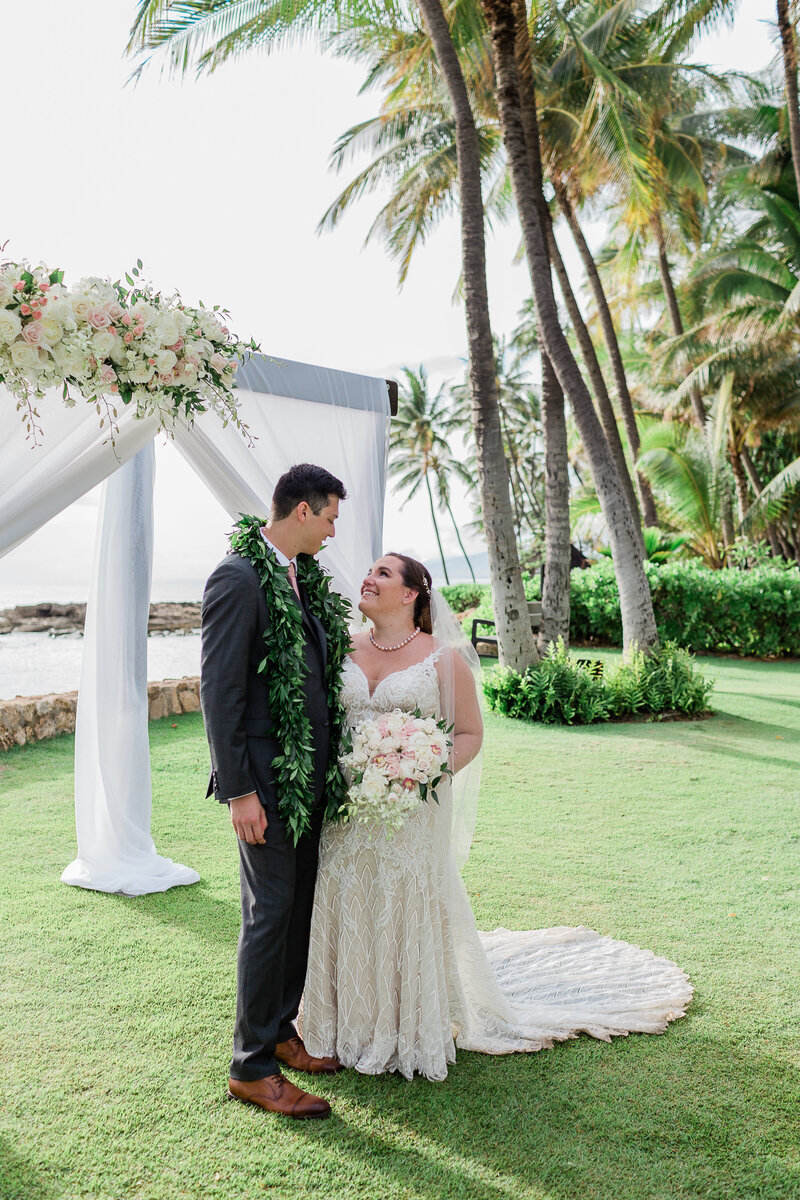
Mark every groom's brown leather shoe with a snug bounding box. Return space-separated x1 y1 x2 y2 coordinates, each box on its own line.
227 1073 331 1119
275 1035 343 1075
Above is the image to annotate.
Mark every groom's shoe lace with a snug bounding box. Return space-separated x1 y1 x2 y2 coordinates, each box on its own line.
275 1035 344 1075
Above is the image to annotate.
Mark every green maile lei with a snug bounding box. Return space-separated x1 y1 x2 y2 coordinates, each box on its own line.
229 514 353 845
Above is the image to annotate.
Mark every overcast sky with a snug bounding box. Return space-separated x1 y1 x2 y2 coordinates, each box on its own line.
0 0 776 600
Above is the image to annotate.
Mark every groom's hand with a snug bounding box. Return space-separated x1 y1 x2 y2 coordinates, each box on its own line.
230 793 268 844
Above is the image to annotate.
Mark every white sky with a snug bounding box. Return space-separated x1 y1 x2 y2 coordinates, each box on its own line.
0 0 776 599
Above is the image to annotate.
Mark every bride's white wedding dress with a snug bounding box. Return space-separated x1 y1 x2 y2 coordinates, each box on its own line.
302 650 692 1082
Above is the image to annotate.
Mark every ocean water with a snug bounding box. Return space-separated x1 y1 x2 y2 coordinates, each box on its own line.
0 631 203 701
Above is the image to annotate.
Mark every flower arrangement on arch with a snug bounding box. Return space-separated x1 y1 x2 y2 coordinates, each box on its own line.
339 709 452 833
0 258 259 444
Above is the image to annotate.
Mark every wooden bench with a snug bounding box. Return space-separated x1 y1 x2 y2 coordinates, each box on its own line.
471 601 543 657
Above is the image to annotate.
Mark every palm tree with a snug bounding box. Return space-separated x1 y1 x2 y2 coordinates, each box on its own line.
776 0 800 201
128 0 539 669
389 365 476 583
480 0 659 652
636 420 731 568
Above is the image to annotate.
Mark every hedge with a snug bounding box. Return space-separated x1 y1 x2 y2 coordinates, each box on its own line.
452 561 800 657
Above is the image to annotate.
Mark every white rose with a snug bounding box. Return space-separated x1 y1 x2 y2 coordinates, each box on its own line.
92 330 117 358
109 338 128 365
70 292 94 322
0 281 13 306
44 297 72 325
155 314 180 346
0 309 22 343
130 300 156 326
126 361 155 384
155 349 177 375
40 316 63 345
360 768 386 803
10 340 42 370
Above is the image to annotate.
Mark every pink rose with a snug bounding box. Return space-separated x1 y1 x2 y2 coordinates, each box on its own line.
401 778 416 792
13 281 25 292
383 753 401 777
124 332 133 344
100 365 116 384
87 308 111 331
21 322 45 345
121 313 132 327
108 302 124 319
20 304 31 316
168 338 183 352
40 282 51 291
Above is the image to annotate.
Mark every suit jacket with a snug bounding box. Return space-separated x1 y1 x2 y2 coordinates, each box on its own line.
200 552 331 810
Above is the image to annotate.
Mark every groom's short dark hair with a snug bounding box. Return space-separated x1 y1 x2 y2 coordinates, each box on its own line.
271 463 347 520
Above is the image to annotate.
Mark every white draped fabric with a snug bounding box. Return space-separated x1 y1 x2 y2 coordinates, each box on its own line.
0 396 161 559
61 445 200 894
1 356 391 895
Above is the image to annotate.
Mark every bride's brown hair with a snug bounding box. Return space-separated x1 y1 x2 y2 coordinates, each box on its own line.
385 553 434 635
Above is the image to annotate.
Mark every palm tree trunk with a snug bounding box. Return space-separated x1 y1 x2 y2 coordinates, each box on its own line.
511 0 584 646
554 181 659 527
545 221 644 542
729 441 751 525
425 470 450 584
444 496 477 581
651 213 707 430
777 0 800 201
482 0 659 653
538 352 571 650
740 444 787 558
416 0 538 668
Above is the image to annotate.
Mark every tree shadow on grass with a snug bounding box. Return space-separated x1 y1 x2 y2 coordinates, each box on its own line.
297 1027 800 1200
0 1135 57 1200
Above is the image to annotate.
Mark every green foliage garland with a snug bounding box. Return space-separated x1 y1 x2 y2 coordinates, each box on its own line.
229 515 353 844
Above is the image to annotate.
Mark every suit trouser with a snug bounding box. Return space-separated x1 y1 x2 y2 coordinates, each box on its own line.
230 803 324 1081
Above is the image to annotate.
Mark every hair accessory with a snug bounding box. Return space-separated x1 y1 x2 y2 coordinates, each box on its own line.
422 576 431 598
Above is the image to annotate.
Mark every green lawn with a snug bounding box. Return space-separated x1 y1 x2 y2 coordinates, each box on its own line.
1 655 798 1200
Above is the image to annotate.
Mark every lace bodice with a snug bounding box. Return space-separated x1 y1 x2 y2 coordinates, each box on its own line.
339 650 444 728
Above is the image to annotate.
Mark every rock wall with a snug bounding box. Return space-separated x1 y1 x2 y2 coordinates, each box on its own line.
0 676 202 752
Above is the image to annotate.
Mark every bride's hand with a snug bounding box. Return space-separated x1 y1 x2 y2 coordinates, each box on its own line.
230 793 268 844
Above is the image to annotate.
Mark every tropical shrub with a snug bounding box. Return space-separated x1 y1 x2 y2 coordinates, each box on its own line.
465 562 800 657
483 639 713 726
439 583 488 613
571 560 800 657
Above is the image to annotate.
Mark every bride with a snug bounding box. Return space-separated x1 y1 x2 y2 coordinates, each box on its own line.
302 553 692 1082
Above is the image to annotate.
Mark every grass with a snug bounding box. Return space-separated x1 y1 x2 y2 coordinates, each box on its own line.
0 654 798 1200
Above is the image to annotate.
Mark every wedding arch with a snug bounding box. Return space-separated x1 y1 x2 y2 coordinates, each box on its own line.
0 352 393 896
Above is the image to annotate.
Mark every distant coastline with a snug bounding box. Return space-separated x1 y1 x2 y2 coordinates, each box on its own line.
0 601 201 637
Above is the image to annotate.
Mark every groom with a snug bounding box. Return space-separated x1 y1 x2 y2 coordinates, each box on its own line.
200 463 348 1120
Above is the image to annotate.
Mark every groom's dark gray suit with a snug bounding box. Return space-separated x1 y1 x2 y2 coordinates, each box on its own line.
200 548 332 1081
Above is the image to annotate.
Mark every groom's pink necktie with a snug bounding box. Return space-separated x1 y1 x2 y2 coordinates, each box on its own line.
287 561 301 601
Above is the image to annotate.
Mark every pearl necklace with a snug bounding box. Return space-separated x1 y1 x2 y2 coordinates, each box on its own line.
370 626 421 652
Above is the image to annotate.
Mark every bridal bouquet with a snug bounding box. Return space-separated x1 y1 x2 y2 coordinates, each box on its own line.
0 259 258 443
339 709 452 832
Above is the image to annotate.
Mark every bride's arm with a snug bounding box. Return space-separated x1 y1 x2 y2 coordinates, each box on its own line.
450 652 483 773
